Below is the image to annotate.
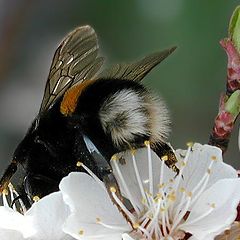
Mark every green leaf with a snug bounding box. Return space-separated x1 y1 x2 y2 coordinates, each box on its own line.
225 90 240 119
229 6 240 52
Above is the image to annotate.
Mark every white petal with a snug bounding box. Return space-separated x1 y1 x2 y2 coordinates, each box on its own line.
26 191 72 240
0 206 35 238
59 172 130 239
0 229 24 240
180 178 240 240
175 144 237 207
122 233 136 240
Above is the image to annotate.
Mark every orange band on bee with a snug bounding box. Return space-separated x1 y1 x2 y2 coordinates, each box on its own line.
60 80 94 116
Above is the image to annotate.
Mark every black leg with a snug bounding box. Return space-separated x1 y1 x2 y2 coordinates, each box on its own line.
0 160 18 193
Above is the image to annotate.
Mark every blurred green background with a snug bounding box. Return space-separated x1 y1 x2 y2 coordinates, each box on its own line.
0 0 239 177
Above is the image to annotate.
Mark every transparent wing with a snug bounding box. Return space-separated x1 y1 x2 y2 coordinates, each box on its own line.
97 46 176 82
40 25 104 113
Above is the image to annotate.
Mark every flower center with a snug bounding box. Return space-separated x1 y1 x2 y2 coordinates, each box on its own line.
109 142 217 240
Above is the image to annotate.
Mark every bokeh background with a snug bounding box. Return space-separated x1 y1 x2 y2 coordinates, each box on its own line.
0 0 239 178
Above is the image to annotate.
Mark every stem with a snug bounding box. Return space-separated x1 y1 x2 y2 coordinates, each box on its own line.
208 6 240 154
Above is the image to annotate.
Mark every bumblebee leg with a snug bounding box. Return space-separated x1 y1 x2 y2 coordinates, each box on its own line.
150 142 179 175
0 160 18 193
24 173 59 201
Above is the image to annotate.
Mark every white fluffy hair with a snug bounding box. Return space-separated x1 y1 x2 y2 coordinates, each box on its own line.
99 88 170 147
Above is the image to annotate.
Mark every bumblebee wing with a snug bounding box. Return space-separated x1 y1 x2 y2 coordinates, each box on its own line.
40 25 104 113
97 46 176 82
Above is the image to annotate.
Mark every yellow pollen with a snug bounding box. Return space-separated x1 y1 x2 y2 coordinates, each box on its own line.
79 229 84 235
2 189 8 195
210 203 216 208
167 192 176 201
110 186 116 193
161 155 168 161
33 196 40 202
187 191 192 198
211 155 217 161
158 183 165 189
207 168 211 174
141 198 147 204
179 187 185 193
147 192 153 197
76 161 82 167
96 217 101 223
156 193 162 198
131 148 136 155
169 179 174 183
133 222 140 229
160 207 166 212
224 229 230 235
154 194 161 202
186 141 194 147
181 161 186 167
144 140 150 146
111 155 118 161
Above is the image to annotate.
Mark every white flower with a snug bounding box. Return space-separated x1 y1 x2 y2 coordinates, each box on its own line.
0 143 240 240
59 172 131 240
0 187 73 240
59 142 240 240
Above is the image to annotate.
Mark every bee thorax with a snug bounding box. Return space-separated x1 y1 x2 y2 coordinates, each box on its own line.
99 88 170 147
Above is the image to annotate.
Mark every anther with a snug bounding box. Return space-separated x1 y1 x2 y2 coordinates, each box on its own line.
210 203 216 208
96 217 101 223
161 155 168 161
167 192 176 201
179 187 185 193
111 155 118 161
160 207 166 212
224 229 230 235
211 155 217 161
110 186 116 193
187 192 192 198
158 183 165 189
133 222 140 229
2 189 8 195
186 142 194 147
180 161 186 167
76 161 82 167
131 148 136 156
33 195 40 202
144 140 150 146
79 229 84 235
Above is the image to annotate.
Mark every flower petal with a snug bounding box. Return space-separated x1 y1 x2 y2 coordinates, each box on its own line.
59 172 130 239
26 191 72 240
175 143 237 210
0 229 24 240
0 206 35 238
176 144 237 191
122 233 136 240
179 178 240 240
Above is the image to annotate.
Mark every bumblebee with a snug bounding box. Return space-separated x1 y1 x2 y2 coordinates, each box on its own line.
0 26 176 208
